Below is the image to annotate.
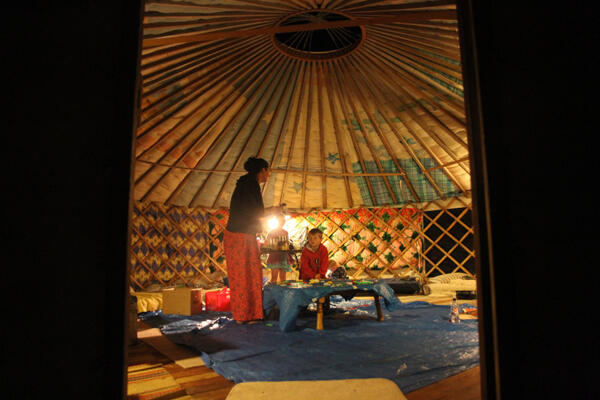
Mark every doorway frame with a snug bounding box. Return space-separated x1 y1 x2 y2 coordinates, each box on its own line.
121 2 500 399
456 1 500 399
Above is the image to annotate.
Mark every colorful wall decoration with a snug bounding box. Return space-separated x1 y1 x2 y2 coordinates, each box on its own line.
130 197 474 290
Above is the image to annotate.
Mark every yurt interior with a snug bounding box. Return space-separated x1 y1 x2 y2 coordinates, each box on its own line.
126 1 482 399
9 0 600 399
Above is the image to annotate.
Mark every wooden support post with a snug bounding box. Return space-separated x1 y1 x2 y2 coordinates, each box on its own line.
316 297 325 330
374 294 384 322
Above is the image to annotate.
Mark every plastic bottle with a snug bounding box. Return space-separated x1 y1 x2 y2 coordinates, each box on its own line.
450 296 460 323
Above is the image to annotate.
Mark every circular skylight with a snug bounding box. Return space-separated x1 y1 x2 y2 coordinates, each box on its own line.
272 11 363 60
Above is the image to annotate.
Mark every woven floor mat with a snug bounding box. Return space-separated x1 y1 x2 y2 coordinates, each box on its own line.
127 363 192 400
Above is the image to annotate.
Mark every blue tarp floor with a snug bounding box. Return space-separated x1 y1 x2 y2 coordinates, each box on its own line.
139 297 479 393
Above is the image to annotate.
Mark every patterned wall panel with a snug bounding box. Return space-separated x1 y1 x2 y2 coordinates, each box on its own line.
289 207 425 280
130 199 474 290
130 202 229 290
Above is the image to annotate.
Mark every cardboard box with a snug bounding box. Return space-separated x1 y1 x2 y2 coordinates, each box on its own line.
161 287 204 316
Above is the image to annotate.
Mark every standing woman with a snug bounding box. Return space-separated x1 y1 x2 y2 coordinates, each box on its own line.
224 157 277 324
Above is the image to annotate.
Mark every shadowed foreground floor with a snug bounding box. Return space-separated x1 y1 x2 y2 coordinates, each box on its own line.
128 316 480 400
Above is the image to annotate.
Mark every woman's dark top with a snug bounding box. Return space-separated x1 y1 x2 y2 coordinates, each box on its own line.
226 174 264 234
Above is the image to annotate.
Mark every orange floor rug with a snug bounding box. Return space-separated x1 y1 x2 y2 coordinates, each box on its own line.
127 363 192 400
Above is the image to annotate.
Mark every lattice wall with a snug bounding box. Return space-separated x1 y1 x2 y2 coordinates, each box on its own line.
421 196 475 277
130 202 229 290
130 197 474 290
290 207 424 280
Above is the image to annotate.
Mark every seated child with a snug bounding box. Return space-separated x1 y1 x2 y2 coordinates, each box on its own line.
300 228 338 313
299 228 329 281
265 214 293 283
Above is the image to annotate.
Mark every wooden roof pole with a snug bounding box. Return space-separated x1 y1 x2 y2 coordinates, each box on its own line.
339 0 456 12
339 55 419 203
136 160 430 177
137 39 270 148
355 49 467 192
160 48 283 204
363 37 463 105
369 24 461 60
378 24 460 59
147 2 297 14
260 59 303 162
233 0 300 12
137 38 266 146
367 29 463 102
139 38 262 113
135 42 274 197
187 55 292 207
301 62 313 210
356 46 469 175
321 61 354 208
140 40 230 80
213 60 295 208
316 62 328 209
349 51 448 199
143 15 276 31
326 0 354 9
368 28 462 82
388 19 459 33
332 58 398 204
361 48 469 152
426 157 470 172
142 10 457 48
135 38 271 155
286 29 307 50
324 26 342 49
358 58 470 189
359 35 469 153
279 61 309 206
141 38 243 90
140 39 212 61
279 0 312 10
137 44 278 201
209 57 298 208
303 28 314 51
326 60 378 206
370 22 460 51
261 60 302 201
358 40 465 128
327 22 353 49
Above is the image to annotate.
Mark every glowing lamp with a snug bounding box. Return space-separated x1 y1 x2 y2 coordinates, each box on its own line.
267 216 279 231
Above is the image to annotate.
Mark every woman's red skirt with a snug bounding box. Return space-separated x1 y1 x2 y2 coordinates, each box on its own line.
223 230 264 322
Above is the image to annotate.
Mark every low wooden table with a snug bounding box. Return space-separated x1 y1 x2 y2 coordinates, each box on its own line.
315 289 384 330
262 281 398 332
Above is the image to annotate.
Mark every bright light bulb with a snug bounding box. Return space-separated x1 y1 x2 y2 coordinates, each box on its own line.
267 217 279 231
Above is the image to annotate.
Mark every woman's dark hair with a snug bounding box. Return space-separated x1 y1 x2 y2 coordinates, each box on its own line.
244 157 269 174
